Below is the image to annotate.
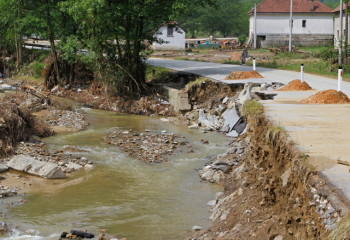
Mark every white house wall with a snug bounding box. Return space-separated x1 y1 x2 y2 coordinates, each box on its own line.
251 13 333 35
334 12 350 48
153 26 186 51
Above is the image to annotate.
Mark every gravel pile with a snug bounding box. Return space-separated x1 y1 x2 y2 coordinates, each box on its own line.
105 128 188 163
44 110 88 131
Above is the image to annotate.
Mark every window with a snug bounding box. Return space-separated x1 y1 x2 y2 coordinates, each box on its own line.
167 26 174 36
338 30 340 37
302 20 306 28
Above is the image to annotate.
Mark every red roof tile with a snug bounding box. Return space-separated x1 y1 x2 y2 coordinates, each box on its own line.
248 0 333 14
333 3 348 13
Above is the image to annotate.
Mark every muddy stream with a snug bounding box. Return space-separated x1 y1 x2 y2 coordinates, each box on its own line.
0 102 229 239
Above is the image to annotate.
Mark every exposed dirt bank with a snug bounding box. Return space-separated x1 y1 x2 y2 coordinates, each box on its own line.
54 86 175 117
0 102 54 157
188 111 350 240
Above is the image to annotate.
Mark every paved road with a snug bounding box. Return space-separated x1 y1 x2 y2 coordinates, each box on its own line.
150 58 350 200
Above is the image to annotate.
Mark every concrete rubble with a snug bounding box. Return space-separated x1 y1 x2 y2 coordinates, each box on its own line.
177 82 280 138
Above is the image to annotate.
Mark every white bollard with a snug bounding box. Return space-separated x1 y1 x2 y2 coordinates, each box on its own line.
301 64 304 83
253 58 256 71
338 66 342 92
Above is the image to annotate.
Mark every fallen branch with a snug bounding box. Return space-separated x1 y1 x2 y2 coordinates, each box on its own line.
337 159 350 166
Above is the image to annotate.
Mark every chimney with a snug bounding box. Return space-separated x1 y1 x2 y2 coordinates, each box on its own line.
311 0 314 10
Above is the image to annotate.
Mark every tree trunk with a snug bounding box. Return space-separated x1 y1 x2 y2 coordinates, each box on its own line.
46 0 61 84
63 59 69 85
69 62 75 85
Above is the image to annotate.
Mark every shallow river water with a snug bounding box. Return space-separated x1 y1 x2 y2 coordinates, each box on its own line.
0 107 229 240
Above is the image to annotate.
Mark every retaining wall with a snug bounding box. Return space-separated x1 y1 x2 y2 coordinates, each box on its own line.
261 34 334 48
163 86 191 114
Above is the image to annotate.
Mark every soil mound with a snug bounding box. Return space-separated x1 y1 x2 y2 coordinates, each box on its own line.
276 79 312 91
224 71 263 80
301 90 350 104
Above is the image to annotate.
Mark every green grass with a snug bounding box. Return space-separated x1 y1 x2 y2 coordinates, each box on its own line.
146 65 173 83
185 77 211 91
243 100 264 117
221 60 241 65
173 57 190 61
193 59 207 62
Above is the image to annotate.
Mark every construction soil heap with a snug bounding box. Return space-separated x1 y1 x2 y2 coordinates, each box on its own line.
276 79 312 91
224 71 263 80
301 90 350 104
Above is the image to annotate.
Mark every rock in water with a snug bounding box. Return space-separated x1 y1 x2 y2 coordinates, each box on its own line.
7 155 66 179
70 230 94 238
0 165 9 173
198 109 207 122
66 162 83 171
192 226 203 231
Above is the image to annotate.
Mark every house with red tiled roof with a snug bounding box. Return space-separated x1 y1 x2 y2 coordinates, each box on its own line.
333 3 349 48
248 0 334 47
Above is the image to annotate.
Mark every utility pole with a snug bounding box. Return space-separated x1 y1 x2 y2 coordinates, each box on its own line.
345 1 348 64
254 3 257 49
339 0 343 65
289 0 293 52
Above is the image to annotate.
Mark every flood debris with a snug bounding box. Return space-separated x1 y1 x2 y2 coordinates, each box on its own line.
337 159 350 166
0 102 54 157
61 230 94 239
104 128 188 163
170 81 280 138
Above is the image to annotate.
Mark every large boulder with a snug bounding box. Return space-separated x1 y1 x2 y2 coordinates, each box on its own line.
7 155 66 179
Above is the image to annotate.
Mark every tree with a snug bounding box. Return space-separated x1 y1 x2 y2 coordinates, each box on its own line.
60 0 216 96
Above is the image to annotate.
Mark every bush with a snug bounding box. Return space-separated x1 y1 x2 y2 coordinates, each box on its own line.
238 35 247 45
32 62 46 78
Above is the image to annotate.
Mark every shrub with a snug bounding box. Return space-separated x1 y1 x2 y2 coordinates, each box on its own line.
32 62 46 78
238 35 247 45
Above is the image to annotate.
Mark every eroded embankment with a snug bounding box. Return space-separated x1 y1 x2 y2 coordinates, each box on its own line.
190 105 350 240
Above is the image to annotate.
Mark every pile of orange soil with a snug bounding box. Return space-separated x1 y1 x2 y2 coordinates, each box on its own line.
229 52 240 61
224 70 263 80
301 89 350 104
276 79 312 91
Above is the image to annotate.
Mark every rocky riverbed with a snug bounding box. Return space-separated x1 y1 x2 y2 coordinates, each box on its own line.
3 141 94 175
41 109 89 132
104 128 189 163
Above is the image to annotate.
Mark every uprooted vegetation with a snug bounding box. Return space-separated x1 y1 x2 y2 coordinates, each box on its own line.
0 103 54 157
190 101 350 240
